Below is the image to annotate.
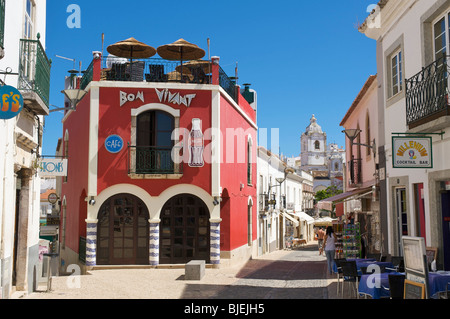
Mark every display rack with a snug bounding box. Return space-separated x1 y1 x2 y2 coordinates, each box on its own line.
333 222 344 259
343 222 361 258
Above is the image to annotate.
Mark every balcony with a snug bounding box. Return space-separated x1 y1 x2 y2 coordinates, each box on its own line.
127 145 183 178
79 56 238 102
18 37 51 115
348 158 362 187
406 55 450 128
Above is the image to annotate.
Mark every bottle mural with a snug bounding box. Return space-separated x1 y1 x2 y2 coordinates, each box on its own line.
188 118 204 167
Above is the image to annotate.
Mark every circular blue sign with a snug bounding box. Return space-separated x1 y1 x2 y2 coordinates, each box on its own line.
105 135 123 153
0 85 24 120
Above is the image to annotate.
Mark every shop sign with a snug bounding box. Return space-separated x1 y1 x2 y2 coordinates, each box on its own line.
0 85 24 120
39 158 68 177
120 90 144 107
48 193 59 204
105 134 123 153
155 88 196 107
392 136 432 169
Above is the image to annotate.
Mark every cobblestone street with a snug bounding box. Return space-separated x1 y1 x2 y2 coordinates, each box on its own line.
17 243 338 300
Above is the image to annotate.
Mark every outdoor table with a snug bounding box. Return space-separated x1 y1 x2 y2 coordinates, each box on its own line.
333 258 380 273
429 271 450 298
358 272 401 299
358 271 450 299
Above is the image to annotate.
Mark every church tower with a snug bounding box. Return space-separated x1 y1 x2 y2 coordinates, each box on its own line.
300 114 328 172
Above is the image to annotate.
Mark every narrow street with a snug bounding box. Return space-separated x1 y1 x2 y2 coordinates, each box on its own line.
18 243 339 300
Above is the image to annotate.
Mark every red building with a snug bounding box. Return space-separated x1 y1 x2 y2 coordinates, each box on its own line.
59 46 257 269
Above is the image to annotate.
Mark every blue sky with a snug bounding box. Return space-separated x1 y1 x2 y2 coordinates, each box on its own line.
43 0 377 158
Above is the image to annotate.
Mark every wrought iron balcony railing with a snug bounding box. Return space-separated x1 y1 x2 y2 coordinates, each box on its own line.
406 55 450 127
18 37 51 107
348 158 362 186
79 56 239 102
127 145 183 175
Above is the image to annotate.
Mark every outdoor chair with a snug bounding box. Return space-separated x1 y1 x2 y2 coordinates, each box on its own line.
341 260 360 299
146 64 167 82
126 61 145 82
387 274 405 299
387 256 404 273
107 63 129 81
334 258 346 297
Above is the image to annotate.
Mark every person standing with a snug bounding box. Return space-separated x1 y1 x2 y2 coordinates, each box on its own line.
317 227 325 255
323 226 336 275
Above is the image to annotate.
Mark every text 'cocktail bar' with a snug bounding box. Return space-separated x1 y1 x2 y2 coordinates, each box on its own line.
59 38 258 270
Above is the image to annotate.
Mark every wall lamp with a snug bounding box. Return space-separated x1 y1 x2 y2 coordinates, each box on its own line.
342 128 377 157
213 196 222 206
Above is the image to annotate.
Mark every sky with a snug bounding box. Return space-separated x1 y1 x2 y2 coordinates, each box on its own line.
42 0 378 158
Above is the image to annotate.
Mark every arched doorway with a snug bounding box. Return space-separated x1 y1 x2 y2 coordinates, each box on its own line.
97 193 149 265
160 194 210 264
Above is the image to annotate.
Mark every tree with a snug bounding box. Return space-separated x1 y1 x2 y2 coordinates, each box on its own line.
314 185 342 202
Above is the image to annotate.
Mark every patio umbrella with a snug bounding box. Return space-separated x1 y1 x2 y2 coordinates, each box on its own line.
107 37 156 60
175 59 211 74
157 39 205 81
107 37 156 77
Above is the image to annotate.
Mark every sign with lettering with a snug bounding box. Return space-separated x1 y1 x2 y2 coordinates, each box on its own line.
155 88 196 107
0 85 24 119
120 91 144 107
105 134 123 153
39 159 68 177
392 136 432 168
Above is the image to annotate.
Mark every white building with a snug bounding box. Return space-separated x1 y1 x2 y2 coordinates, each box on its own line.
257 146 314 255
0 0 50 298
291 114 345 192
359 0 450 269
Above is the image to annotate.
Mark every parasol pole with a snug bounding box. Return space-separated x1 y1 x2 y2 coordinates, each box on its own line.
180 48 183 82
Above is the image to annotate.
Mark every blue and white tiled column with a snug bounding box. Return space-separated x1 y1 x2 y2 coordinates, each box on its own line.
149 220 160 266
85 220 98 267
210 219 221 266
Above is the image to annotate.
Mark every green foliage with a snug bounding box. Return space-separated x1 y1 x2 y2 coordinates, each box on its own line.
314 185 342 202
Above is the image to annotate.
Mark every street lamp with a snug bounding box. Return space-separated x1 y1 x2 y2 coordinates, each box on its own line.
49 88 87 113
267 167 295 208
342 128 376 157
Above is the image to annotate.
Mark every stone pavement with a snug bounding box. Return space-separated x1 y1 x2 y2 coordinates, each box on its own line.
15 243 343 300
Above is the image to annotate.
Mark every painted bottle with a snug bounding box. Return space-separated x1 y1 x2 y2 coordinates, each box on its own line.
188 118 204 167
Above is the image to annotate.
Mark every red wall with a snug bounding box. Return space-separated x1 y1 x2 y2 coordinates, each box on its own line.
60 93 91 252
96 87 212 196
219 95 257 252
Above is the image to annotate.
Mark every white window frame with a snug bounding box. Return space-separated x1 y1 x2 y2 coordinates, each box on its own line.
390 49 403 97
24 0 34 39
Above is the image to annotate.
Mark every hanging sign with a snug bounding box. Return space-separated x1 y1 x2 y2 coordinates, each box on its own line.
392 136 432 169
39 159 68 177
105 134 123 153
0 85 24 120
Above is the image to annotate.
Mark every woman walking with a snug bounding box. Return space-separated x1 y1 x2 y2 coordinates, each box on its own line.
323 226 336 275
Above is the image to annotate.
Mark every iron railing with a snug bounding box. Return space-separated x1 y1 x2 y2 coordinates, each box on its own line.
406 55 450 126
18 38 51 106
219 65 236 101
127 145 183 175
101 57 210 84
80 59 94 90
348 158 362 186
79 56 239 102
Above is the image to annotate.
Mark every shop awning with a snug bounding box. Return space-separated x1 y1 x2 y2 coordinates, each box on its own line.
290 211 315 224
316 187 373 211
314 217 338 227
281 211 299 227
